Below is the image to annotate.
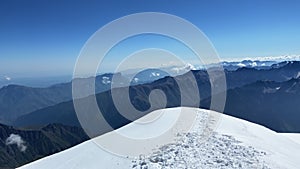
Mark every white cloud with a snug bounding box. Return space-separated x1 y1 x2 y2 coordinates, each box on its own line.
4 76 11 81
250 62 257 67
5 134 27 152
296 72 300 78
186 63 196 70
171 63 196 74
221 54 300 63
102 76 111 84
150 72 160 77
245 55 300 62
133 77 139 82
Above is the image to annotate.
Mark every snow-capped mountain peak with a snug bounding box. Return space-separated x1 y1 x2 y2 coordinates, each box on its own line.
18 107 300 169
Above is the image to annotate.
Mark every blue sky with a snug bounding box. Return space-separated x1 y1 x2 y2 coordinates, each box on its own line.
1 0 300 77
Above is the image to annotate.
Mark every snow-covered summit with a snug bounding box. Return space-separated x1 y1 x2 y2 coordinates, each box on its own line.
19 107 300 169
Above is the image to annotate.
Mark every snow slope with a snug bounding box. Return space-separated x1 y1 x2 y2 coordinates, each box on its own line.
19 107 300 169
279 133 300 145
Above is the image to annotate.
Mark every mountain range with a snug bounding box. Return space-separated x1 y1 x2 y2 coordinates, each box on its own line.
202 77 300 132
11 61 300 134
2 60 299 125
0 70 167 125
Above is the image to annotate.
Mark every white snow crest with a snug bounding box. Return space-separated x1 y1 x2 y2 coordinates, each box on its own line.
17 108 300 169
5 134 27 152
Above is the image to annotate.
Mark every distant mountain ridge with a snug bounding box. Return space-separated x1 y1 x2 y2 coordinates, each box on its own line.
0 67 176 125
202 77 300 132
0 70 164 124
2 60 299 125
12 61 300 133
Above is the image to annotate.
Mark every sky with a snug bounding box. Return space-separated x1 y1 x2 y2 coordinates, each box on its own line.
1 0 300 77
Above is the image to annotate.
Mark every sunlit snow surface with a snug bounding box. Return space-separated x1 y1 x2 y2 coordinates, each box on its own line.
19 107 300 169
